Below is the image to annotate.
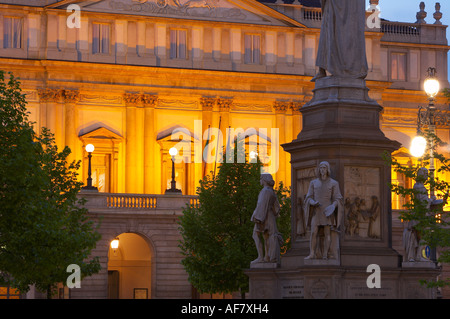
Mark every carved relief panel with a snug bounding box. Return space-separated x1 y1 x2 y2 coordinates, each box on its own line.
344 166 381 240
294 167 316 239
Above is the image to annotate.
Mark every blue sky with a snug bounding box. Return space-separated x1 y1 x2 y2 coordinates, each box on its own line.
368 0 450 81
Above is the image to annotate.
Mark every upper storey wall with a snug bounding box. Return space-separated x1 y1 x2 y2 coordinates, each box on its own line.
0 0 448 89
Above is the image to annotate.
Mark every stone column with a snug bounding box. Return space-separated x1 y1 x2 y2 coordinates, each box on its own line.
290 100 302 138
143 94 158 194
124 93 140 194
200 97 215 177
63 89 80 167
37 88 63 149
217 97 232 139
274 101 288 185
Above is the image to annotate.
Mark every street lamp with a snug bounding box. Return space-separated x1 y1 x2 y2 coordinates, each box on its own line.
410 68 441 193
82 143 98 191
409 67 443 263
165 147 182 194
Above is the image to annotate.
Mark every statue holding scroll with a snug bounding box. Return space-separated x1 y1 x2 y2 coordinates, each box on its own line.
304 162 344 260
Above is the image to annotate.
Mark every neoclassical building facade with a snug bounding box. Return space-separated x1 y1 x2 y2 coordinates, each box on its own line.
0 0 449 298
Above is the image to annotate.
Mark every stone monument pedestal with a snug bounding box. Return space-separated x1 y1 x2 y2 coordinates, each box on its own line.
247 264 439 299
246 77 440 298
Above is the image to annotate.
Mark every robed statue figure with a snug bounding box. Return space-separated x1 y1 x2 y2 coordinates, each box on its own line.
251 174 283 265
304 162 343 260
313 0 369 81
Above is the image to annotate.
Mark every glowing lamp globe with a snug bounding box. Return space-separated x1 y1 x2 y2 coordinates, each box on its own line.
424 77 440 98
85 144 95 153
169 147 178 157
410 136 427 158
111 238 119 249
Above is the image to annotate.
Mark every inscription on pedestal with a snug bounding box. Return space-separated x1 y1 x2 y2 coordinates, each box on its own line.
347 283 394 299
310 280 328 299
281 280 304 299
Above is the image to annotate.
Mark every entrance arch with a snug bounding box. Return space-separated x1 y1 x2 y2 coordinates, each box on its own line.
107 233 154 299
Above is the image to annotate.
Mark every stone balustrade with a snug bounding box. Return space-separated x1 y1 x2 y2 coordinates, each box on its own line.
79 191 199 213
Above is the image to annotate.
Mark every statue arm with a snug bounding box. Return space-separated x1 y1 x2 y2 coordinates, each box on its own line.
305 181 318 206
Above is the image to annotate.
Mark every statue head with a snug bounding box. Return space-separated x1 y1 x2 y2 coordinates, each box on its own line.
417 167 428 182
260 173 275 187
317 161 331 180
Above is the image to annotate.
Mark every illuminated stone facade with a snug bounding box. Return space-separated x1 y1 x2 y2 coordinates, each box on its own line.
0 0 449 298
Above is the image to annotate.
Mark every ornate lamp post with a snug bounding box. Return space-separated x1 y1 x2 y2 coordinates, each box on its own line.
165 147 182 194
410 67 445 263
82 144 98 191
410 67 441 195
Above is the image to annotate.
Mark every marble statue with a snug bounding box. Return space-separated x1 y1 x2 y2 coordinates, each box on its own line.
403 167 443 262
251 174 282 265
312 0 368 81
304 162 344 260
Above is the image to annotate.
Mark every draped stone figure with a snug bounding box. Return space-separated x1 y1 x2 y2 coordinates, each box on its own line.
313 0 368 81
251 174 282 265
403 167 442 262
304 162 344 260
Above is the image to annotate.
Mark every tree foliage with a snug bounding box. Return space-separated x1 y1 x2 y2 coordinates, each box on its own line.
178 142 290 297
0 71 101 297
385 129 450 288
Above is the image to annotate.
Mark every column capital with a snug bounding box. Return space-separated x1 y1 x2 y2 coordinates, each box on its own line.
217 97 233 112
289 101 303 115
142 93 158 108
273 101 289 114
124 92 142 106
63 89 80 104
38 88 63 103
200 97 216 111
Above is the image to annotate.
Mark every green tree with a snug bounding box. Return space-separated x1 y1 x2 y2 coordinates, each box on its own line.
178 142 290 298
386 129 450 288
0 70 101 298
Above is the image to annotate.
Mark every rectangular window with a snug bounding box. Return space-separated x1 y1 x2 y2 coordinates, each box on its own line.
0 286 21 299
244 34 261 64
92 23 110 54
391 53 406 81
170 29 187 59
3 17 22 49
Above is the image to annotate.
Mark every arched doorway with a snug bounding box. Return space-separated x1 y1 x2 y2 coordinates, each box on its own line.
107 233 153 299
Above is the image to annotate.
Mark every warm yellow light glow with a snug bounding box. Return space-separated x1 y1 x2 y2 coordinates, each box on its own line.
169 147 178 156
85 144 95 153
410 136 427 157
111 238 119 249
424 77 440 98
250 150 258 159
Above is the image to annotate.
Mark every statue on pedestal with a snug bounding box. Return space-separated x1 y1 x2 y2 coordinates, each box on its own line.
403 167 443 262
304 162 344 260
312 0 368 81
251 174 283 266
